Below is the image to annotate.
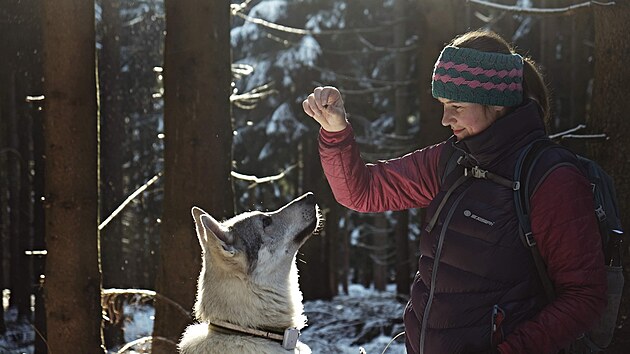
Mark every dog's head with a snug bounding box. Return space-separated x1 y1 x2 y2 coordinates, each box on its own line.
191 191 321 285
191 192 321 326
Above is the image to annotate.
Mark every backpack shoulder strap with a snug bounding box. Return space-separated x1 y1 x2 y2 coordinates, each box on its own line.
438 136 464 185
513 138 564 302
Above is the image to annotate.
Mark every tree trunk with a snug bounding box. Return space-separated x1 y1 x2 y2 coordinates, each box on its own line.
99 0 125 288
7 72 31 320
42 0 103 352
299 137 337 301
17 76 34 322
152 1 234 352
0 75 7 334
373 215 388 292
393 0 411 297
16 0 47 349
98 0 125 347
588 3 630 352
417 0 459 147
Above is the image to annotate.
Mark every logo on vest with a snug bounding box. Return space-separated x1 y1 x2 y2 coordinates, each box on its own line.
463 209 495 226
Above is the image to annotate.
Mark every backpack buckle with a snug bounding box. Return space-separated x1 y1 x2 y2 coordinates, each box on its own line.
595 205 606 222
465 166 487 179
524 232 536 247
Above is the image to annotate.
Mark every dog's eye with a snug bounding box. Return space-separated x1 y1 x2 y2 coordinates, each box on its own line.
262 216 272 228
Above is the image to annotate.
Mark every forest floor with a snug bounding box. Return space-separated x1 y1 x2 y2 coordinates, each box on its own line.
0 284 408 354
1 281 629 354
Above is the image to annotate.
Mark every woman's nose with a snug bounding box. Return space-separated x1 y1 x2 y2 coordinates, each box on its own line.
441 109 454 127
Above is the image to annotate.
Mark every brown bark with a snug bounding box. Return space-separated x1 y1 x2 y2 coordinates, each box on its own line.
16 75 34 321
299 137 337 301
0 72 7 335
99 0 126 288
394 0 412 296
98 1 125 349
151 1 234 352
42 0 103 352
417 0 459 147
589 2 630 352
7 72 31 319
373 215 388 292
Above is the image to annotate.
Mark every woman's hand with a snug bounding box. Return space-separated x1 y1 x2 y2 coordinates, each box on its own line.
302 86 348 132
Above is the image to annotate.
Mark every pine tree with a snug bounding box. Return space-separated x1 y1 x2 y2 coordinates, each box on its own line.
151 1 234 352
42 0 103 352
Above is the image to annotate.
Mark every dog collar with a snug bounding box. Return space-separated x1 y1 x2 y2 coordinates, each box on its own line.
210 320 301 350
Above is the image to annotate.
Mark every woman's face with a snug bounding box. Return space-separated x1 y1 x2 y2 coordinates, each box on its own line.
438 98 505 140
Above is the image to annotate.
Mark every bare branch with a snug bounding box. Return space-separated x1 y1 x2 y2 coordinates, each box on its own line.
264 31 417 56
355 33 419 53
547 124 608 140
231 164 297 188
98 172 163 231
341 86 396 95
467 0 616 16
231 82 278 110
232 63 254 80
559 133 608 140
230 0 256 15
548 124 586 139
233 11 386 36
312 65 417 87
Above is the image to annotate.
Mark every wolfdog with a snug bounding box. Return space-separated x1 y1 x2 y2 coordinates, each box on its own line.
178 192 321 354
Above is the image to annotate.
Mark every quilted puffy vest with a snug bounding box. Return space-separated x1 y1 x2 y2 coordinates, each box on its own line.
403 101 578 354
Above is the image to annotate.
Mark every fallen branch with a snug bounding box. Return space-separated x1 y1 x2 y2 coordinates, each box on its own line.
101 288 192 322
116 335 177 354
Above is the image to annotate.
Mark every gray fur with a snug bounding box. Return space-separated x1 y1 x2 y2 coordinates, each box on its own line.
179 193 321 354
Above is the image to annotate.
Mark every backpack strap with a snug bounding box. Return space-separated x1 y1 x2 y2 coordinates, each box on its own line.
428 138 470 233
438 137 463 185
425 173 470 233
513 138 561 303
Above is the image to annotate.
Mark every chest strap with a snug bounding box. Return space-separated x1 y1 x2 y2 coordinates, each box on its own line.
465 165 520 191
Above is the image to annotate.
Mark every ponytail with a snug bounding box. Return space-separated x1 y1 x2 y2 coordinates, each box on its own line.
522 57 551 131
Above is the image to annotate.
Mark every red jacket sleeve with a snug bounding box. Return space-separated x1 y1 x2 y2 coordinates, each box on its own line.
318 124 443 212
498 166 608 354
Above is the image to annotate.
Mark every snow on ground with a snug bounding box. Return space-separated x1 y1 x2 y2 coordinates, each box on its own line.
301 284 406 354
0 284 407 354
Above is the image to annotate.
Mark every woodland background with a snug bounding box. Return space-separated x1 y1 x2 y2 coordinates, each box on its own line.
0 0 629 353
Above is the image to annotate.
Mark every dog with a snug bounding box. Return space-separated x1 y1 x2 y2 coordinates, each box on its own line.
178 192 321 354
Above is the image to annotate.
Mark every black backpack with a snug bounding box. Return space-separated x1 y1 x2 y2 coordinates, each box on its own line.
440 138 624 352
513 139 624 353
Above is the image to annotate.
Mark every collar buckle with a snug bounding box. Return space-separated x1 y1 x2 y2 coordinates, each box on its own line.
282 327 301 350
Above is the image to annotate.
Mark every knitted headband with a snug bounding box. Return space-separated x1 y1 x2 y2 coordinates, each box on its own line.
431 46 524 106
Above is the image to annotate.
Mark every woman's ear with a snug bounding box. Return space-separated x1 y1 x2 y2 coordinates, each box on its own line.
491 105 506 113
490 105 509 119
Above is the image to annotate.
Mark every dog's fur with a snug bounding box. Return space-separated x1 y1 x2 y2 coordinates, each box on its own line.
178 192 321 354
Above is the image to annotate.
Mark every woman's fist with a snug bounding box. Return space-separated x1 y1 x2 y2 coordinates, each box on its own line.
302 86 348 132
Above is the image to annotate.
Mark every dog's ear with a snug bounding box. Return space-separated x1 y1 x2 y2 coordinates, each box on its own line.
200 214 237 256
191 206 235 255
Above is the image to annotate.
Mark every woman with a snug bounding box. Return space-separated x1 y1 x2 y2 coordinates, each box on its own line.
302 30 606 354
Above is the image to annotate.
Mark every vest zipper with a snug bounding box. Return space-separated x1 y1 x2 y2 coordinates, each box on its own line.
419 185 471 354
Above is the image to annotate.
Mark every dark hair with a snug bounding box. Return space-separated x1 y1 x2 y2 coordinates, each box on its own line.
449 30 551 130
